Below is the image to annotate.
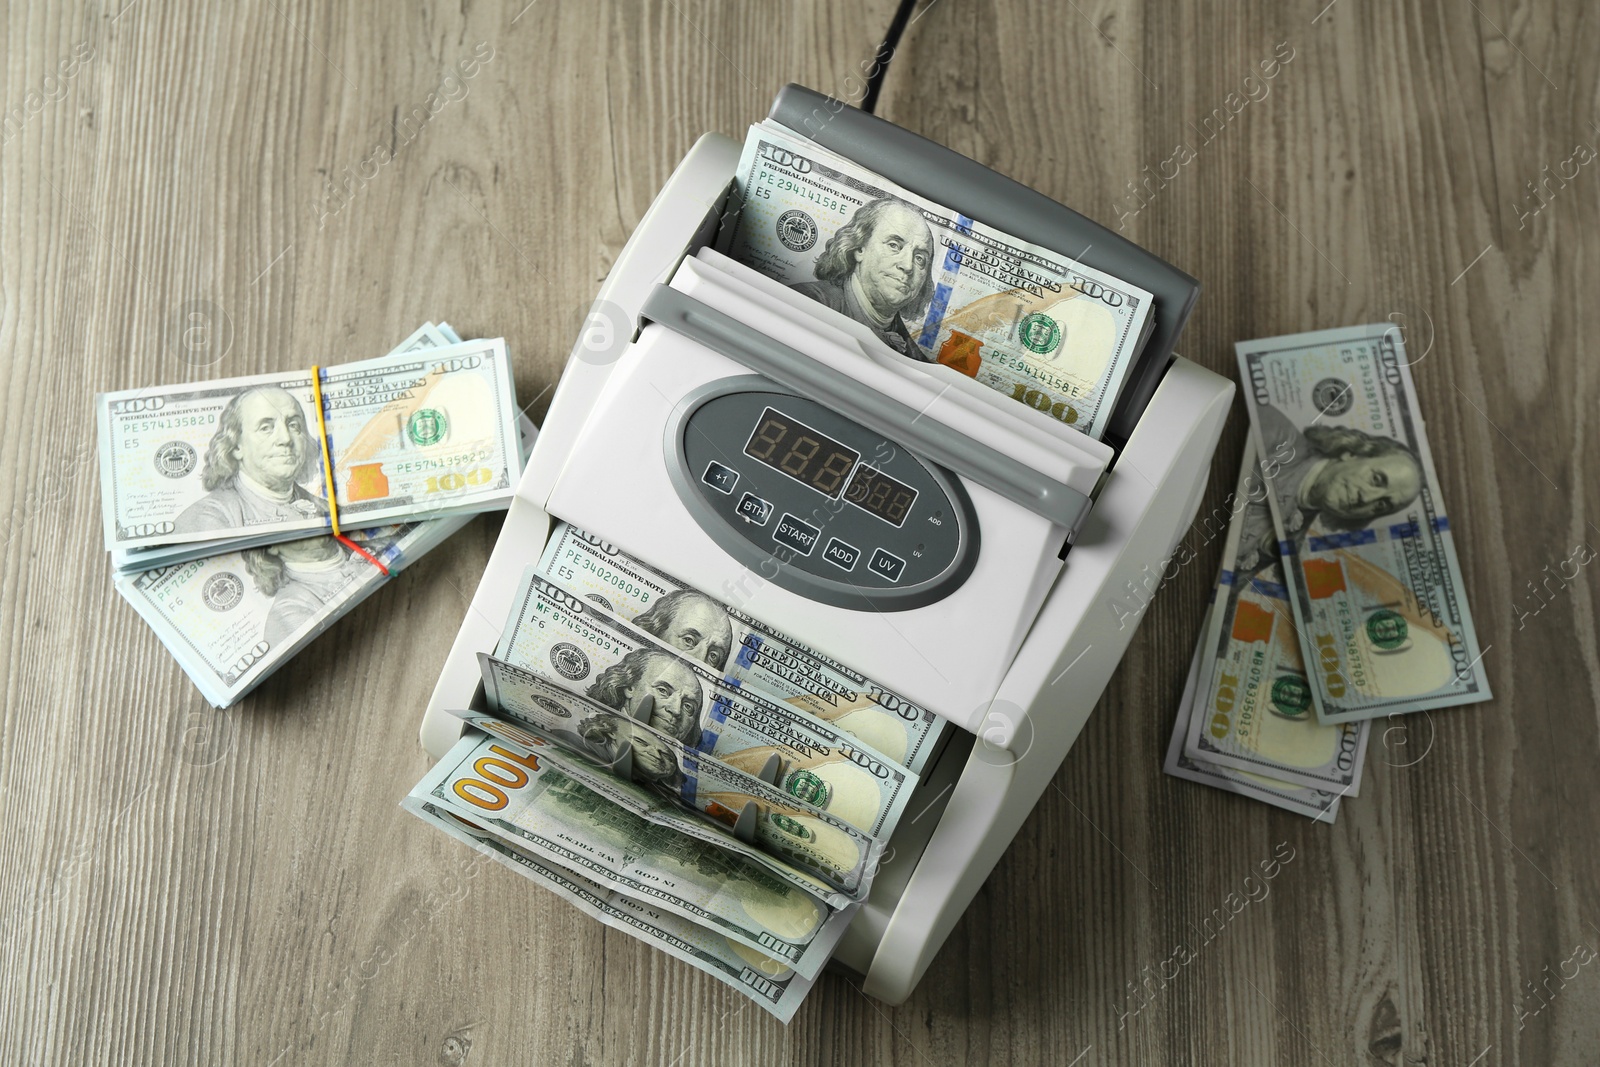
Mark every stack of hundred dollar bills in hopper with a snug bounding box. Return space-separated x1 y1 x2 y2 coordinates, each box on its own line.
402 116 1177 1021
1165 324 1492 821
100 323 531 706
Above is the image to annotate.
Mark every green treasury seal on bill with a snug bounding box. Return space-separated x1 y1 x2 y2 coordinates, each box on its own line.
1165 632 1345 822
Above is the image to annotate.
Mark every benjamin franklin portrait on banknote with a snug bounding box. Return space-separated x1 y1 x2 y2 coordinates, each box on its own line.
241 529 395 645
790 197 935 359
572 715 687 790
173 385 328 534
1249 406 1423 549
586 648 705 748
633 590 735 672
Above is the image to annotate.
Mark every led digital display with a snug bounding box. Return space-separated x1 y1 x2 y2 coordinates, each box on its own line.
844 464 917 527
742 408 860 498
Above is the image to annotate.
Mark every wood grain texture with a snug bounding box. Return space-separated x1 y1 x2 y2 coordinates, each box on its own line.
2 1 1596 1064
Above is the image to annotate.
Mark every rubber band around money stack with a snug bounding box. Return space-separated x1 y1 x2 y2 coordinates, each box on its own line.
310 364 391 576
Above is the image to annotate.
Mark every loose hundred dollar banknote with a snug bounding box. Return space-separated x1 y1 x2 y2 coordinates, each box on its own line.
495 569 917 844
97 337 521 559
1165 636 1343 822
717 121 1155 440
407 728 851 977
537 523 947 773
1183 439 1370 793
406 794 816 1021
423 727 876 903
1237 325 1491 723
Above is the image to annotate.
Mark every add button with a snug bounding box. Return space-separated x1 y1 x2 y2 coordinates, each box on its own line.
823 537 859 572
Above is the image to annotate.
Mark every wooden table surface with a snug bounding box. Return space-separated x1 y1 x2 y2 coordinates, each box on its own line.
3 1 1597 1063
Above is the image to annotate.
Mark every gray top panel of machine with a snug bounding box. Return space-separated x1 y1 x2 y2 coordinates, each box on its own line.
767 83 1200 446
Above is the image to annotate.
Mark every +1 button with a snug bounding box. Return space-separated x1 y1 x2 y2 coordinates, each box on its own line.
701 461 738 495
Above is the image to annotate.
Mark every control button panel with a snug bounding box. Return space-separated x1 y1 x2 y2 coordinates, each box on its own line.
701 461 739 495
736 492 772 525
822 537 859 572
671 382 978 611
773 514 820 555
868 547 907 583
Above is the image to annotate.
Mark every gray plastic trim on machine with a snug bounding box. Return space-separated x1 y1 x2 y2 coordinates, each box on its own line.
640 284 1094 533
767 83 1200 447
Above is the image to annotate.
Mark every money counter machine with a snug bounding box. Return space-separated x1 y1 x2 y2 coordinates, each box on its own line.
421 86 1233 1004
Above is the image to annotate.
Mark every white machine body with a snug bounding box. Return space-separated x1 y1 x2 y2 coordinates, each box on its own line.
547 249 1109 730
421 130 1232 1004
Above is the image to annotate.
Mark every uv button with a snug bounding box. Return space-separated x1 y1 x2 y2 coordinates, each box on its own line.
867 547 906 583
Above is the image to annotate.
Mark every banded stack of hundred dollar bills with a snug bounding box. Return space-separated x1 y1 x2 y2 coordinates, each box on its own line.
1166 324 1491 821
406 523 949 1021
101 323 529 706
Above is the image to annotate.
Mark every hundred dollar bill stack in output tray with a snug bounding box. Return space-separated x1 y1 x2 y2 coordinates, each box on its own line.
417 86 1233 1008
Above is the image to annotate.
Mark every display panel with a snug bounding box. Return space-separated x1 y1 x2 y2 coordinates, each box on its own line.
844 464 918 527
742 407 860 498
672 382 979 611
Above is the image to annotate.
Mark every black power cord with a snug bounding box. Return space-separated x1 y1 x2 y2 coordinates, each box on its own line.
860 0 921 115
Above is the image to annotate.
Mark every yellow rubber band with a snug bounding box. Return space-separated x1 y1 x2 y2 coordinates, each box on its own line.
309 365 341 537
